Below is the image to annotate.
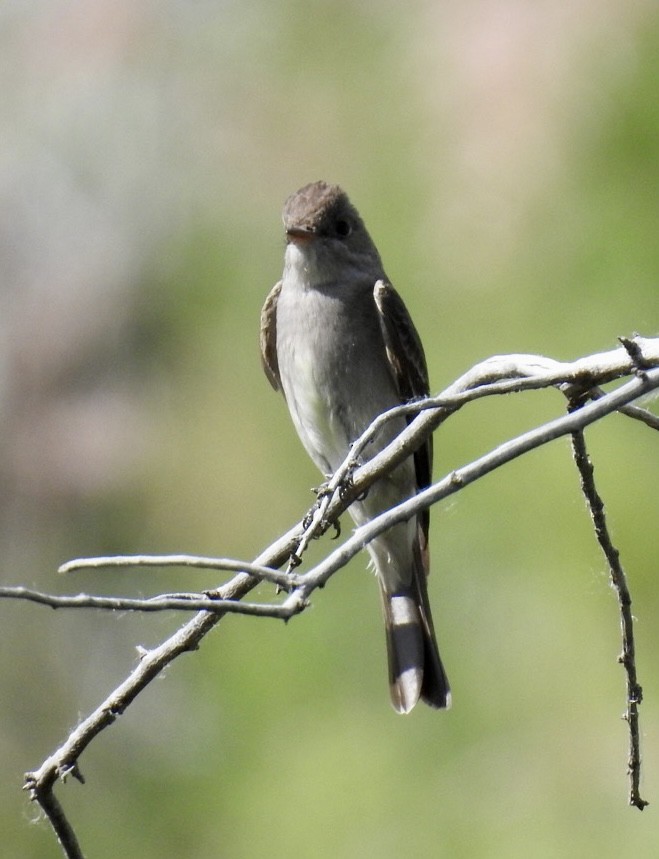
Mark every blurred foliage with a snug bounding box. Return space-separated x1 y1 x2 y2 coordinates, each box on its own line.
1 1 658 857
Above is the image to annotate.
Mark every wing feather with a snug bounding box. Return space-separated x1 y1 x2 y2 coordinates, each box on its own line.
260 281 282 390
373 280 433 548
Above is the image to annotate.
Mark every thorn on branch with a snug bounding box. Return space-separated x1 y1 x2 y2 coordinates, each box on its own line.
23 772 86 858
60 763 85 785
618 335 650 378
23 774 37 798
287 552 302 571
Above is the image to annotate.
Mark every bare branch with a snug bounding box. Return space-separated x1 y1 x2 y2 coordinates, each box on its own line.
8 362 656 621
17 337 658 853
21 779 84 859
289 337 659 559
287 366 659 597
570 427 648 810
58 554 293 590
23 571 262 829
0 586 297 617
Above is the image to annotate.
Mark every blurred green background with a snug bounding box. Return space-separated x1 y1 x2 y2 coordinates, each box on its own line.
1 2 658 857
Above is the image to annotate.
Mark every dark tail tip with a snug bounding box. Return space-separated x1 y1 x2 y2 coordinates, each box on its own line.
384 594 450 714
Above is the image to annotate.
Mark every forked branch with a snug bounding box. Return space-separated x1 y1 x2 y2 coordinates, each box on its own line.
7 336 658 856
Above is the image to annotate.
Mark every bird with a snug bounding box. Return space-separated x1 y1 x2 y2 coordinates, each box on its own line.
260 181 450 713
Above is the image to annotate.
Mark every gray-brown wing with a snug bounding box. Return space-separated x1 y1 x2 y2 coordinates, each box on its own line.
260 281 282 391
373 280 433 543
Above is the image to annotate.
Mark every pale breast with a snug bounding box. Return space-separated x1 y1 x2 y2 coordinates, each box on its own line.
276 277 406 476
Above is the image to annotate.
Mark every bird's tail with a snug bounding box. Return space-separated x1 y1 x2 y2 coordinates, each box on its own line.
379 555 450 714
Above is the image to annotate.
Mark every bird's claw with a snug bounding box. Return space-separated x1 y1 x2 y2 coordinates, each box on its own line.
338 458 369 502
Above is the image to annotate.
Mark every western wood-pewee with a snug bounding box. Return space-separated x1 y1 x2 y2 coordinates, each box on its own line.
260 181 450 713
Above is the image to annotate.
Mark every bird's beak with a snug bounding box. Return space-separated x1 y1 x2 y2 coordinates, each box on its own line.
285 225 316 244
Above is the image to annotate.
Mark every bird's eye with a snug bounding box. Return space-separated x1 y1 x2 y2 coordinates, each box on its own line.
334 218 352 238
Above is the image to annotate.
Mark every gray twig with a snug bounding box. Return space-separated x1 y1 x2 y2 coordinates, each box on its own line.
570 425 648 810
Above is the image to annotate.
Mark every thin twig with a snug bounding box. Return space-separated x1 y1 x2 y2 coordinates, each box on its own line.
0 587 297 617
22 780 85 859
616 403 659 431
570 427 648 810
580 386 659 431
59 554 293 590
23 569 266 852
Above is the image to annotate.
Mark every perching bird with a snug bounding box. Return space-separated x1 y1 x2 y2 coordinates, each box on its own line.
260 181 450 712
